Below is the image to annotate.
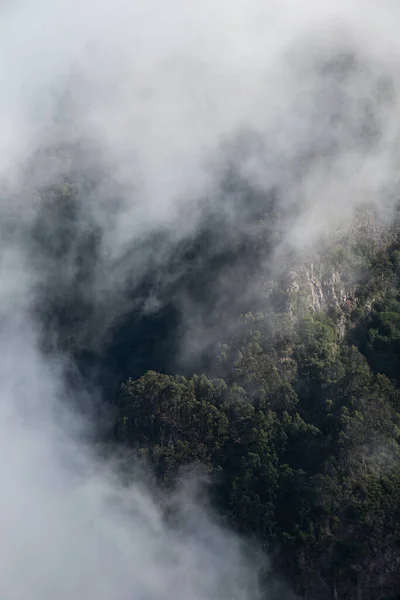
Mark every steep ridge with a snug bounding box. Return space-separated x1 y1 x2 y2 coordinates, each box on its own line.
115 210 400 600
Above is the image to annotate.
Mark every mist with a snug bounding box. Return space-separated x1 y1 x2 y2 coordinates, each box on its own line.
1 0 400 598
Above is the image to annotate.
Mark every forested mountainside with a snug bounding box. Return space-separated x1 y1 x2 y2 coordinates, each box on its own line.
114 227 400 600
28 171 400 600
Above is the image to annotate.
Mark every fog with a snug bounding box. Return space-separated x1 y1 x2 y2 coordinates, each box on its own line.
1 0 400 598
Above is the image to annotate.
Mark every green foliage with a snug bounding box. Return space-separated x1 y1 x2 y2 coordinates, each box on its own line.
115 229 400 599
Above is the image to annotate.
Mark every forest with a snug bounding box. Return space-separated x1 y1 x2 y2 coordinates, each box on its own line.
115 227 400 599
29 166 400 600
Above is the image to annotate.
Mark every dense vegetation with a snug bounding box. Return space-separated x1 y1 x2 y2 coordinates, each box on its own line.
115 230 400 599
26 159 400 599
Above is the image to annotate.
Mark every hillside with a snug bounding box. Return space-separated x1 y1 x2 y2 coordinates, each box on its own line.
22 167 400 599
114 215 400 600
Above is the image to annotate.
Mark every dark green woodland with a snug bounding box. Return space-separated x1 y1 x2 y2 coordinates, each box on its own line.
27 167 400 600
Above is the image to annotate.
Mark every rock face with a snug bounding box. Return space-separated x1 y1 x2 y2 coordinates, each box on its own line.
288 262 351 314
285 208 396 328
286 259 359 344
